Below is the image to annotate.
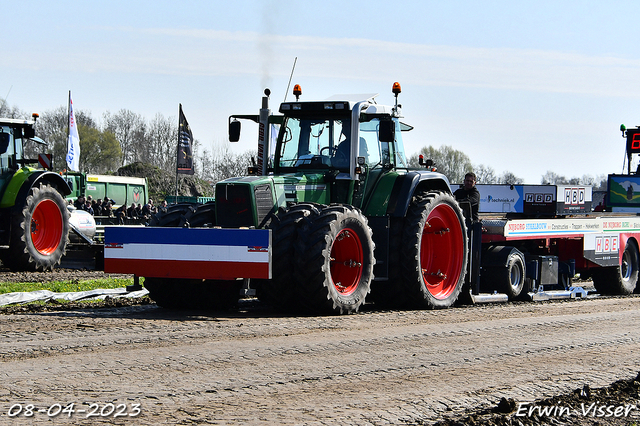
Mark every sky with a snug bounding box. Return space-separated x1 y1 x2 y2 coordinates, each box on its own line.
3 0 640 184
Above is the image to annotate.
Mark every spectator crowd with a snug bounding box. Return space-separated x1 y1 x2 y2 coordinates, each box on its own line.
73 195 161 222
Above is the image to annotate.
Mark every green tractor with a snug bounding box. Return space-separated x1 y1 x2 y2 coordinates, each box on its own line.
0 114 71 271
146 82 468 314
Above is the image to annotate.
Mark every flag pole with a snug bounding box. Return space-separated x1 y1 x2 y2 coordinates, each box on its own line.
66 90 70 179
175 104 180 201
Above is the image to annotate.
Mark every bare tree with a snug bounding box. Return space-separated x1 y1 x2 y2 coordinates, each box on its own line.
147 113 177 173
499 171 524 185
593 174 608 191
103 109 145 167
408 145 473 184
541 170 568 185
473 164 498 184
199 143 255 184
0 99 26 119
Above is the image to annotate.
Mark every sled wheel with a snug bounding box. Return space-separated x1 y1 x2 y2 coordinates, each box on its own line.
4 183 69 271
144 277 177 307
400 191 468 309
482 247 526 300
593 239 639 295
294 205 374 314
144 277 242 310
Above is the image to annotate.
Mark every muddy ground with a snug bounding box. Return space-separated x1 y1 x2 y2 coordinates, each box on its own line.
1 269 640 425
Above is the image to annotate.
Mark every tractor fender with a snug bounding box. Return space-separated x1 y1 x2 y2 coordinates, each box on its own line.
1 169 71 210
387 170 452 217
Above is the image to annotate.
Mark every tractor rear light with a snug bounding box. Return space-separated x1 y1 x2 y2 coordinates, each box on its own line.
324 103 334 110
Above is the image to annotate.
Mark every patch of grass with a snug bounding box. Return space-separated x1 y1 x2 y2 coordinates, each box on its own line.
0 278 136 295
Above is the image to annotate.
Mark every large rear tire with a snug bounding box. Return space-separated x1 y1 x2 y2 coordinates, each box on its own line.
399 192 468 309
294 205 374 314
3 183 70 271
592 239 639 295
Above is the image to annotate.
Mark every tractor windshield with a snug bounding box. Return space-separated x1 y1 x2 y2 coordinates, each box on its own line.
277 117 351 171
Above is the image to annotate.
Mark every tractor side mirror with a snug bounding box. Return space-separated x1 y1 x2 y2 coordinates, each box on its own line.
23 126 35 139
229 119 241 142
379 120 395 143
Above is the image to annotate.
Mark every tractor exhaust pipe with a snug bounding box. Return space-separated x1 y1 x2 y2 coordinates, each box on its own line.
257 89 271 175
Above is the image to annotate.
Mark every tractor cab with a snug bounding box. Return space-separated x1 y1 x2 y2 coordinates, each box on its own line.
274 84 411 206
276 92 410 176
221 83 415 228
0 114 46 173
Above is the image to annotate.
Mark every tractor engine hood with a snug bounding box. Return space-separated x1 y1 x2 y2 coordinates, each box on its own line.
215 172 331 228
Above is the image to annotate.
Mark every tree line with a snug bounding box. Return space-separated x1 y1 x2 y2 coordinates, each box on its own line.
408 145 607 189
0 99 254 182
1 99 606 189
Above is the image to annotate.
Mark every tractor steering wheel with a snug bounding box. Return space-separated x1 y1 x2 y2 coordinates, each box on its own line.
320 146 338 156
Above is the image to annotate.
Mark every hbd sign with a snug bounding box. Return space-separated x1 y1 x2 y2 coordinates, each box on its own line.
525 193 554 203
564 187 586 205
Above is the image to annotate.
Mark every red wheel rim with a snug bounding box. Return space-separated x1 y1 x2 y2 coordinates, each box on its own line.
30 199 63 255
420 203 464 299
330 228 363 295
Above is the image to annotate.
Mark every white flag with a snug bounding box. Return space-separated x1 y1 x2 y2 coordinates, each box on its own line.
66 92 80 171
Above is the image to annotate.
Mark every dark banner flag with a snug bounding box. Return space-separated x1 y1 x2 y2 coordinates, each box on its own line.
177 104 194 175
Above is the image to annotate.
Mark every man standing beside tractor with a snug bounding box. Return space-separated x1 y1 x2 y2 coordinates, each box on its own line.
454 172 480 228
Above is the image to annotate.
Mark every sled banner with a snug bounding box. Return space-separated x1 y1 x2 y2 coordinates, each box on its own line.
103 226 271 280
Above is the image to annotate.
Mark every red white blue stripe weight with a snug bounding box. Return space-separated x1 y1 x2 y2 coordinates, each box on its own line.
104 226 271 280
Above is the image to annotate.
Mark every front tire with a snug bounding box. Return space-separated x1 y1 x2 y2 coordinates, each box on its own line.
294 205 374 314
4 183 70 271
257 203 320 310
399 192 468 309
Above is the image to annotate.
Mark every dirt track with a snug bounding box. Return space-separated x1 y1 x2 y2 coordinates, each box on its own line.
1 290 640 425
